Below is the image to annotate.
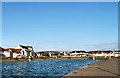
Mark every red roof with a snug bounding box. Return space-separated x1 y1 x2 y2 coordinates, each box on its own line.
9 48 22 53
2 48 10 52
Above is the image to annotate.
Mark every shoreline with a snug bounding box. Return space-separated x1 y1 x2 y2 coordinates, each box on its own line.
0 57 90 62
64 58 119 77
0 57 105 62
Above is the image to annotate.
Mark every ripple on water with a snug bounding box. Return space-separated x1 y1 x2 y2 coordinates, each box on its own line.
2 58 97 76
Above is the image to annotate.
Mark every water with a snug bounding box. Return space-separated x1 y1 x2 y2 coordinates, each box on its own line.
1 58 98 77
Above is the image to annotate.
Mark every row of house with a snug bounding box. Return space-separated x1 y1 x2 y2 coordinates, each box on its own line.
35 50 120 58
0 45 35 59
70 50 120 58
36 51 64 58
0 45 120 59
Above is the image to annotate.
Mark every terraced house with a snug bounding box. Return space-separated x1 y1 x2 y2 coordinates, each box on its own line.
70 50 88 57
88 50 120 58
1 45 35 59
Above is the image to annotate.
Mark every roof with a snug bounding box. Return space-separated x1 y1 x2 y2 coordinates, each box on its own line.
88 51 113 54
27 46 33 48
20 45 28 49
2 48 10 52
71 51 86 53
20 45 33 49
10 48 22 53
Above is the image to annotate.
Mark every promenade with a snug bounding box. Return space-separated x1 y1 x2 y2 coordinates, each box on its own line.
64 58 120 78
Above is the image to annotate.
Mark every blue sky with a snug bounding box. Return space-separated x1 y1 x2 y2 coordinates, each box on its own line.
2 2 118 51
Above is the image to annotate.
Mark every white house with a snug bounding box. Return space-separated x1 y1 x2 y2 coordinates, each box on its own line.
0 47 3 59
15 45 34 58
36 52 44 57
114 51 120 57
2 48 13 58
88 51 115 57
1 45 35 59
70 51 87 57
10 48 22 58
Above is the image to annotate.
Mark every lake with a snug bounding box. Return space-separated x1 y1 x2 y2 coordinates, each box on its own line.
1 58 99 78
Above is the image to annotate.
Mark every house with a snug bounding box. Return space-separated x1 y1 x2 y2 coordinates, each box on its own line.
36 52 44 57
36 51 63 58
88 50 115 57
36 52 49 58
114 50 120 57
1 45 35 59
2 48 13 58
0 47 5 59
10 48 22 58
70 50 88 57
61 51 70 57
15 45 35 58
2 48 22 59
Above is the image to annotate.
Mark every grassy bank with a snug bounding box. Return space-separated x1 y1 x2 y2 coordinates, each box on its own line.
0 56 108 62
0 57 89 62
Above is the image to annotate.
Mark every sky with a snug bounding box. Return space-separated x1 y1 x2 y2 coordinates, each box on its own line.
2 2 118 52
0 2 2 46
2 0 120 2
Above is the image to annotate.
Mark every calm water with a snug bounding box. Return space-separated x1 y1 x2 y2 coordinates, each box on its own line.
1 58 99 77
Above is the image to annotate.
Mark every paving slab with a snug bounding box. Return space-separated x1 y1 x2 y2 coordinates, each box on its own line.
64 58 120 78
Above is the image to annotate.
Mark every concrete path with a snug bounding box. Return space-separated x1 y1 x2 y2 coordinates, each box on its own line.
64 58 120 78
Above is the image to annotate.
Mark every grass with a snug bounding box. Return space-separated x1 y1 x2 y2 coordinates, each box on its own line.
0 56 108 62
0 57 89 62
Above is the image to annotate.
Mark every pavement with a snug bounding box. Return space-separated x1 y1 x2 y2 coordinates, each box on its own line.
64 58 120 78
